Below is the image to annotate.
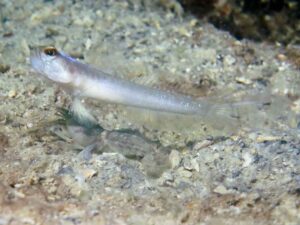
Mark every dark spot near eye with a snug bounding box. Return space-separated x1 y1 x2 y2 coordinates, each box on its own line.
44 47 57 56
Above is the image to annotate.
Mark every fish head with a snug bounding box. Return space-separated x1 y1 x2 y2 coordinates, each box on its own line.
30 46 73 84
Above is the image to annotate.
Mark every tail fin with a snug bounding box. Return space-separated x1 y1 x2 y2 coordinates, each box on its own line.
202 94 296 134
201 100 268 133
201 103 242 134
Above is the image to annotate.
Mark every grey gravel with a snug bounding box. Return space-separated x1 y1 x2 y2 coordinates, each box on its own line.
0 0 299 224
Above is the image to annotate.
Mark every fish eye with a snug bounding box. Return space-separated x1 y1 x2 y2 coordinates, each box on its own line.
44 47 57 56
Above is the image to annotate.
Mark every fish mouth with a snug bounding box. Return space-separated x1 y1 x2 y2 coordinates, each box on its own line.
29 46 45 74
29 48 40 60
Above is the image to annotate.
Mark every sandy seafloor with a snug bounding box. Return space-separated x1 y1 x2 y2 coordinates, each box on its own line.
0 0 300 224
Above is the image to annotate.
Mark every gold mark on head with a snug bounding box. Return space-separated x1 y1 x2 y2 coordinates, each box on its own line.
43 47 58 56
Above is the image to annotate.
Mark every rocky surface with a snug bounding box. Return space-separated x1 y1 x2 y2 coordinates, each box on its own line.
181 0 300 45
0 0 299 224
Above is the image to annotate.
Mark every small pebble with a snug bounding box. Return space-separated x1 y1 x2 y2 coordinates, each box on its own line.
189 19 198 27
193 140 213 150
169 150 181 169
242 152 253 167
276 54 287 61
191 159 200 172
224 54 236 66
177 27 191 37
213 185 232 195
177 167 192 178
45 27 59 37
85 38 92 50
26 122 33 128
182 156 193 171
235 77 252 85
8 90 17 98
82 169 97 179
0 64 10 73
158 172 174 186
256 135 281 143
21 39 30 56
73 15 94 27
2 31 13 38
0 132 9 150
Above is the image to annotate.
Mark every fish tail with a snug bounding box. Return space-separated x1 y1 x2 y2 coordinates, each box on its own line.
200 101 265 132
